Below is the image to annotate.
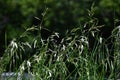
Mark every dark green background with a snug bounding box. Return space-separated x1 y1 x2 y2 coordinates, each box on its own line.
0 0 120 55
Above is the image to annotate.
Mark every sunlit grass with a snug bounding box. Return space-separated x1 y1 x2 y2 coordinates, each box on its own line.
0 6 119 80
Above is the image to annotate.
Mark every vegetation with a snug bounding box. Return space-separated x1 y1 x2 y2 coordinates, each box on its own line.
0 0 120 80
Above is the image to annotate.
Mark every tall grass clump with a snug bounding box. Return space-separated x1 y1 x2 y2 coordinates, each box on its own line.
112 24 120 79
0 6 118 80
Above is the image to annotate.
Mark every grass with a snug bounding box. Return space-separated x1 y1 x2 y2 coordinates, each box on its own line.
0 7 119 80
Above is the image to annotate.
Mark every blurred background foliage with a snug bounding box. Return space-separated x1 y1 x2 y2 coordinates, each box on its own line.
0 0 120 54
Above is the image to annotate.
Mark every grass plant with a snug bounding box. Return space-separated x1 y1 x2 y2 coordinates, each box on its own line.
0 6 119 80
